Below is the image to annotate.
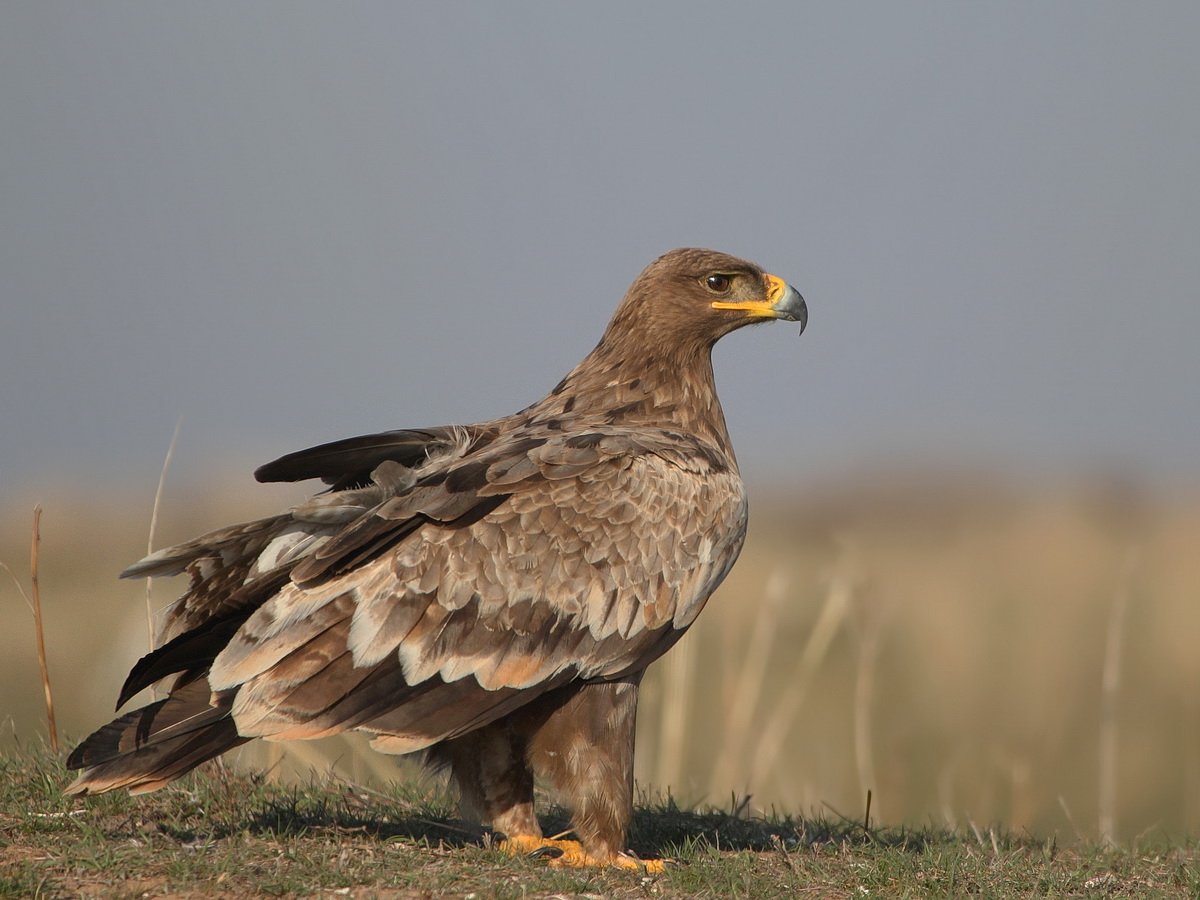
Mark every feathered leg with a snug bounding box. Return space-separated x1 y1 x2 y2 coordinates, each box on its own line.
431 720 542 843
525 675 661 871
431 677 660 871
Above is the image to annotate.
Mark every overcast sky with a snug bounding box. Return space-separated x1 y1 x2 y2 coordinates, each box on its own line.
2 2 1198 509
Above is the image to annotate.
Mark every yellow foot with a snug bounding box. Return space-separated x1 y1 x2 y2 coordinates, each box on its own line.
499 835 666 874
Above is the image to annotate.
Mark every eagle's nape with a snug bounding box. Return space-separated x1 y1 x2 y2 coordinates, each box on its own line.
66 248 806 871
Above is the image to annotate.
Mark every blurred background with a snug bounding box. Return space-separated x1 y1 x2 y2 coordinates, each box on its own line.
2 3 1198 844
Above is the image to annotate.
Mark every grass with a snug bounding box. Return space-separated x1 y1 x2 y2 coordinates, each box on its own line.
6 474 1200 895
2 742 1198 898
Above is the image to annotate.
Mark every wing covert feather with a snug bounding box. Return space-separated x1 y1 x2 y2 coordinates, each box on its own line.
210 426 747 749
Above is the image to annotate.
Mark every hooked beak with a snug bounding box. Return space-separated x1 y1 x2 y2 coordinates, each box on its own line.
711 273 807 335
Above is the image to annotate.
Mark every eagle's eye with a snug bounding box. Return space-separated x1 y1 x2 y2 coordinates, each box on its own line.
704 274 732 294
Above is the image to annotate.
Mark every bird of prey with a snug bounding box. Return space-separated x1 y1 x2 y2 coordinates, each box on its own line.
67 248 807 871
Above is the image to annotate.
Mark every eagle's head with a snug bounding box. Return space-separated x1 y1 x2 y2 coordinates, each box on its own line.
609 248 807 349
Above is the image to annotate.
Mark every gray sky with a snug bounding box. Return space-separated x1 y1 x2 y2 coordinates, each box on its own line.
2 2 1198 508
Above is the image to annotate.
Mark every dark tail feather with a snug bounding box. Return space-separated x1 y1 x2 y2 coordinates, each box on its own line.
117 614 248 709
65 680 247 795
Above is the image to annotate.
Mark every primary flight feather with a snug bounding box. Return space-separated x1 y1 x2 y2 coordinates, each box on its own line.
67 247 807 871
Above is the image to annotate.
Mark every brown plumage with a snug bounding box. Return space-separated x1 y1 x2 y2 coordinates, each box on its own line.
66 248 807 870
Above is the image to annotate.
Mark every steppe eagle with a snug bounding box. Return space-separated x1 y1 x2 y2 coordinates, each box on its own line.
67 248 807 871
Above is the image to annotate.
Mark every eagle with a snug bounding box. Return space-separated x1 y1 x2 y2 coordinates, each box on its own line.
66 248 807 872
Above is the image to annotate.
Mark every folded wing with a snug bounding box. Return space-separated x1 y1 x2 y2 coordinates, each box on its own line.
68 423 747 790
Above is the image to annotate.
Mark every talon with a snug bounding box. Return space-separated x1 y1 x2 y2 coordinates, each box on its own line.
498 835 667 872
499 835 583 861
638 856 669 874
546 848 668 873
608 852 668 873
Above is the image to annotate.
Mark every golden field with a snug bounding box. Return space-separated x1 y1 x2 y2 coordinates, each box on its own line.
3 472 1197 845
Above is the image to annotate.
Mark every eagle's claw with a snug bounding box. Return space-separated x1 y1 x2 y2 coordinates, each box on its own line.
500 835 667 873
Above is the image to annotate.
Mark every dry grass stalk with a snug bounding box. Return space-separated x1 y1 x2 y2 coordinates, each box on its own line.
747 541 856 786
144 416 184 650
709 568 789 792
29 506 57 752
1 507 59 752
1058 794 1085 843
854 610 882 823
653 627 694 790
1098 548 1137 846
